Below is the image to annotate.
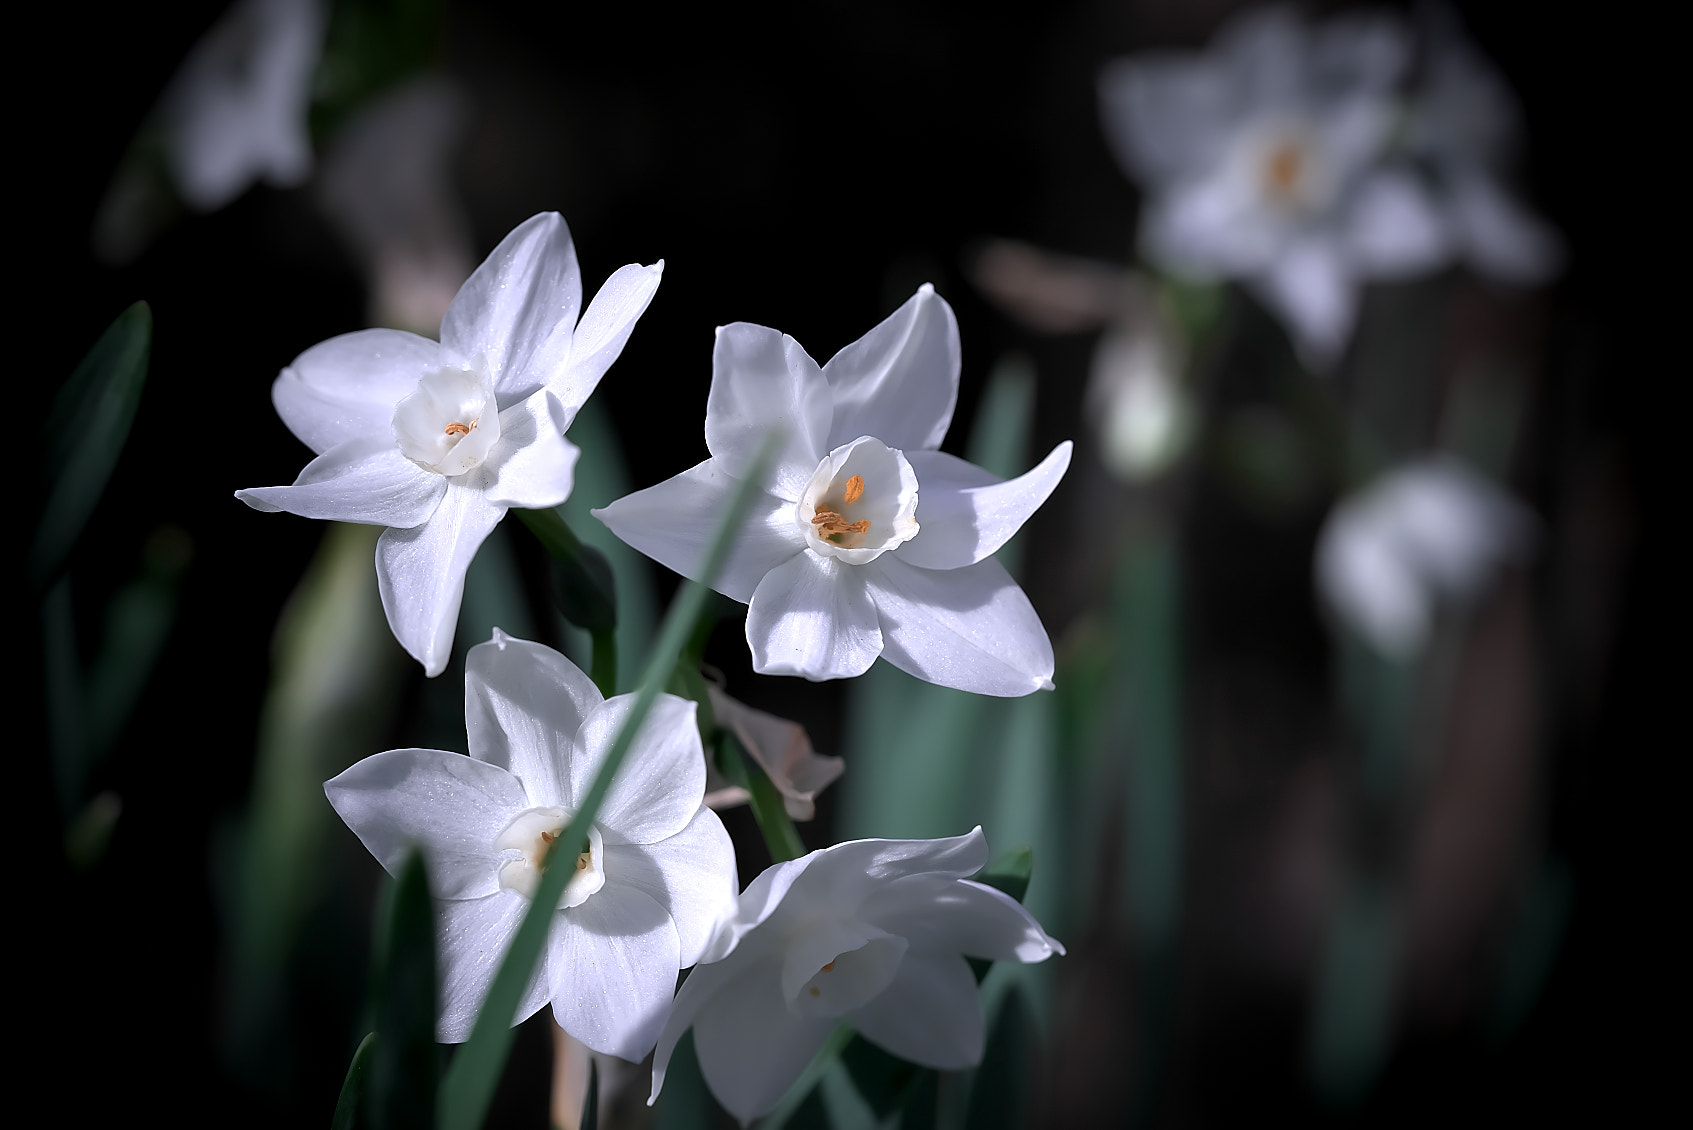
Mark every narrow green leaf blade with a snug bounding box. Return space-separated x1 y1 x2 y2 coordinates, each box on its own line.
371 852 439 1130
331 1032 378 1130
32 301 152 587
436 434 780 1130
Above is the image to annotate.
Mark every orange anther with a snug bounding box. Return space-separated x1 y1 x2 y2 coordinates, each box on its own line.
843 475 864 504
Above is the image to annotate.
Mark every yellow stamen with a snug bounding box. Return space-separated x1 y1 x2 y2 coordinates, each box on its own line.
444 417 479 437
811 508 871 538
1264 142 1302 198
843 475 864 504
575 853 590 871
821 961 835 972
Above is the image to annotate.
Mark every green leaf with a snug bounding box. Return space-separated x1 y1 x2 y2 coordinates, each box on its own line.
32 301 152 589
649 1030 711 1130
437 434 781 1130
723 730 806 864
331 1032 378 1130
962 990 1032 1130
975 847 1033 906
369 852 440 1130
579 1059 599 1130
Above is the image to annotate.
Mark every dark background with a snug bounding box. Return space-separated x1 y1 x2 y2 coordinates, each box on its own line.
21 1 1664 1125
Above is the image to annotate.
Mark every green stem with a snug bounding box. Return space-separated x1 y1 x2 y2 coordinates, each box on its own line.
726 732 806 863
513 505 584 560
587 629 618 700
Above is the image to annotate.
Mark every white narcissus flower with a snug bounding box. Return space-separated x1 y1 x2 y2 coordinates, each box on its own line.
1316 456 1533 656
325 631 737 1059
162 0 325 211
1408 5 1563 285
1099 6 1445 367
647 828 1063 1123
237 212 662 676
594 285 1071 697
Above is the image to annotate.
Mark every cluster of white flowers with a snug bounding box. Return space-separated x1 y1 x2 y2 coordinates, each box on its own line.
241 210 1066 1118
1099 4 1560 367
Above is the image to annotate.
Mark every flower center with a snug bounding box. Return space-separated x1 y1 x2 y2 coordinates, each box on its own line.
492 806 605 909
1262 140 1304 199
780 918 909 1019
393 364 502 476
797 437 920 565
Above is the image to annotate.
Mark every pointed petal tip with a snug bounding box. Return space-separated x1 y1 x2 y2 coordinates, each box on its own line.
234 488 283 513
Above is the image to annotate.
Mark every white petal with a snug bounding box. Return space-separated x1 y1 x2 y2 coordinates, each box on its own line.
441 212 582 401
602 806 737 968
746 552 883 681
820 284 960 454
1098 53 1236 185
571 694 705 844
1344 170 1451 278
899 443 1072 570
553 260 664 421
859 875 1063 963
435 891 552 1042
376 479 507 676
705 323 833 500
551 884 681 1060
650 947 745 1102
483 390 579 509
236 435 446 526
465 630 603 806
691 963 835 1123
743 831 994 936
708 688 842 821
592 460 804 603
866 556 1055 696
271 328 443 454
1448 169 1563 285
1254 236 1357 370
847 952 983 1070
1141 173 1279 277
325 747 525 900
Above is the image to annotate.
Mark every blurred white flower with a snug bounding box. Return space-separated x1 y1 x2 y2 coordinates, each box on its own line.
595 286 1070 696
325 631 737 1058
317 75 477 335
1408 5 1563 284
1316 456 1533 656
237 212 662 676
647 828 1062 1123
162 0 325 211
705 686 843 821
1100 5 1445 367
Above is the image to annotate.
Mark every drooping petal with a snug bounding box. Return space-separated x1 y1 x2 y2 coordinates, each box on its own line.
550 884 681 1060
602 808 738 968
325 747 525 900
271 327 443 454
441 212 582 400
820 285 961 454
236 435 446 526
705 323 832 500
689 963 835 1123
376 479 507 676
464 630 602 806
707 687 842 821
899 443 1072 570
746 552 883 681
858 875 1063 963
1343 169 1450 278
867 556 1055 696
592 460 804 603
482 389 579 509
1253 234 1356 370
435 891 553 1042
847 952 984 1070
553 260 664 421
1098 53 1237 185
649 948 745 1102
571 693 704 844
